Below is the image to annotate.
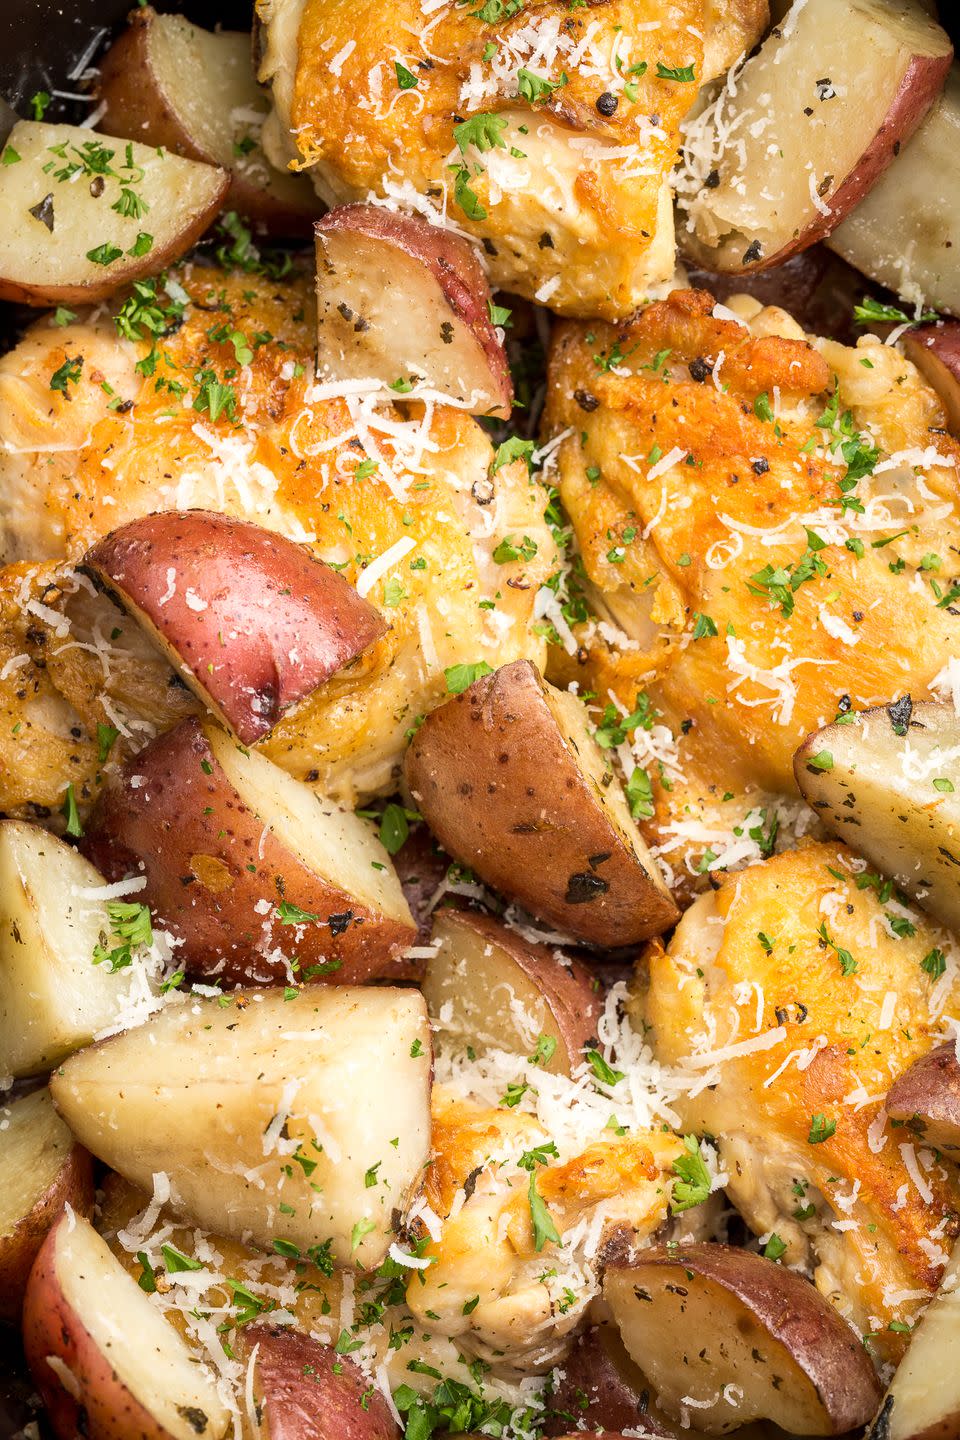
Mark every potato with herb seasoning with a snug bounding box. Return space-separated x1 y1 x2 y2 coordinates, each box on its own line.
404 660 677 946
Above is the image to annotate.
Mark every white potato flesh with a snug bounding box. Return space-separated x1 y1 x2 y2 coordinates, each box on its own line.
0 821 148 1077
47 1215 230 1440
794 701 960 932
423 911 588 1075
542 681 670 899
0 1089 74 1242
828 65 960 315
0 121 227 304
874 1238 960 1440
51 987 432 1268
208 726 413 926
679 0 952 270
315 227 509 417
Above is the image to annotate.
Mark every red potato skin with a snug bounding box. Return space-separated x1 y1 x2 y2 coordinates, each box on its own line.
0 1144 94 1324
85 511 386 747
317 204 513 417
886 1042 960 1151
81 716 416 986
96 10 318 237
606 1244 883 1433
404 660 678 946
543 1326 678 1437
438 908 604 1069
242 1325 399 1440
902 323 960 436
742 50 953 270
22 1215 168 1440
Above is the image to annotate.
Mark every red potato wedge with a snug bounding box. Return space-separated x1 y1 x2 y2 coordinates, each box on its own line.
793 700 960 933
49 986 432 1269
316 205 513 420
886 1041 960 1152
241 1325 399 1440
404 660 678 947
84 510 386 747
0 1088 93 1324
543 1325 682 1437
604 1244 882 1434
424 908 602 1076
22 1212 231 1440
0 820 155 1077
81 715 416 987
0 121 228 307
828 64 960 316
900 322 960 435
866 1235 960 1440
678 0 952 273
97 7 318 236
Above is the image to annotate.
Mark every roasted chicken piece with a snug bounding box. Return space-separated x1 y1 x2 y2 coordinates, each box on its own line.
0 264 555 817
632 841 960 1365
255 0 767 318
542 287 960 885
408 1088 682 1372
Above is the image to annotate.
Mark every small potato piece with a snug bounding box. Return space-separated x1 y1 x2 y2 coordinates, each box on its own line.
82 716 415 987
84 510 386 746
679 0 952 272
97 7 318 235
22 1212 230 1440
828 65 960 316
404 660 677 946
793 700 960 932
50 986 432 1270
886 1042 960 1152
544 1324 681 1437
242 1325 399 1440
0 1088 93 1323
0 820 152 1077
867 1236 960 1440
900 322 960 434
316 205 513 419
0 121 228 306
424 908 601 1075
605 1244 882 1434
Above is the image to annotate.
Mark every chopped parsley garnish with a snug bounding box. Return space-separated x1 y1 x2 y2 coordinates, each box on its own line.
86 242 123 267
492 534 538 564
921 947 947 981
527 1170 561 1251
61 783 83 837
50 355 83 397
853 296 937 328
454 112 510 155
517 68 567 103
671 1134 711 1212
808 1113 837 1144
93 901 153 973
656 61 695 82
585 1050 624 1086
395 61 419 90
817 920 856 976
444 660 493 694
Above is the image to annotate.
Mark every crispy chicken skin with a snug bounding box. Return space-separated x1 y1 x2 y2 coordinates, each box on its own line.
542 288 960 878
410 1089 681 1371
0 265 555 817
632 841 960 1364
256 0 767 318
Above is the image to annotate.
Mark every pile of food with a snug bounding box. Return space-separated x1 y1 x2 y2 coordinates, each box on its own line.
2 1 960 1437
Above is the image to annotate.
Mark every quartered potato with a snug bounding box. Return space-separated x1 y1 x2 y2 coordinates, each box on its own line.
794 700 960 931
241 1326 400 1440
867 1236 960 1440
0 1089 93 1324
604 1244 882 1434
886 1042 960 1152
423 908 602 1075
0 121 227 306
315 204 513 419
0 821 154 1077
23 1213 231 1440
82 716 415 987
50 986 432 1270
84 510 386 747
679 0 952 272
405 660 678 946
901 321 960 434
97 5 318 234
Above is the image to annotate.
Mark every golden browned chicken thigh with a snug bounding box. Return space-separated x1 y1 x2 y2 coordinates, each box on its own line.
542 288 960 882
634 841 960 1365
256 0 767 317
0 264 555 818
